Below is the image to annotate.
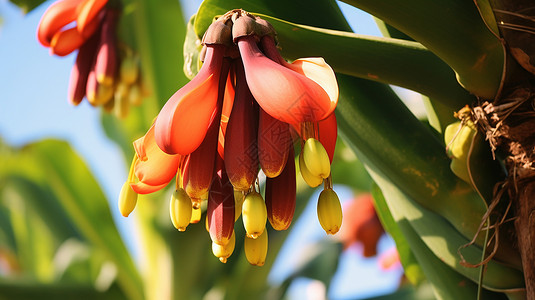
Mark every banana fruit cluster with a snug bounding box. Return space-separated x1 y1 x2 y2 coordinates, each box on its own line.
37 0 145 119
120 9 342 267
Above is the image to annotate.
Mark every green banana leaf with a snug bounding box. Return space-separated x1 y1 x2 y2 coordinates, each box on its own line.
369 166 523 291
8 0 46 13
371 184 425 286
333 73 523 290
341 0 504 100
372 186 506 299
0 282 127 300
334 73 521 268
195 0 350 34
0 139 142 300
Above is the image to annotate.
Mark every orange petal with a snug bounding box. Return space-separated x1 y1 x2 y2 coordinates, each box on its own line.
133 125 180 188
240 35 331 124
77 0 108 39
286 57 338 118
154 45 226 155
183 110 220 201
218 68 236 159
50 27 85 56
130 181 169 194
37 0 82 47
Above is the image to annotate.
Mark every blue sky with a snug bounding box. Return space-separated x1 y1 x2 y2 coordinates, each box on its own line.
0 0 404 298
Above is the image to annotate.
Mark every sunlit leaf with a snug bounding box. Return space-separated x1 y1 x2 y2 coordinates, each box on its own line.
194 0 351 36
341 0 504 100
335 74 524 290
371 184 425 286
0 140 143 300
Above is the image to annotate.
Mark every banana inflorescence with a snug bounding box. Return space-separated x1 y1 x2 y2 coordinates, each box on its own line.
120 10 342 266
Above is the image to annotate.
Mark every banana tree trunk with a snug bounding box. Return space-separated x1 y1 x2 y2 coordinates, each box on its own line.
485 0 535 297
515 180 535 298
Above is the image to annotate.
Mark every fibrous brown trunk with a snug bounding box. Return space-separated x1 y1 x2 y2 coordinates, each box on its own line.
483 0 535 297
515 179 535 297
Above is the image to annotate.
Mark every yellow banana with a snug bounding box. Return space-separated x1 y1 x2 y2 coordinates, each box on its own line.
114 82 130 119
212 230 235 263
120 53 139 85
299 152 323 188
170 188 193 231
242 191 267 239
244 230 268 266
302 138 331 179
118 182 138 217
317 188 342 235
128 83 142 106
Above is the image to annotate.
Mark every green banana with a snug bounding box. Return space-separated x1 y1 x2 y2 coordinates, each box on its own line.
444 120 477 183
118 181 138 217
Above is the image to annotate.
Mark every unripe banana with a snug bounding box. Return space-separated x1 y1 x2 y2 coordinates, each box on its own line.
212 230 236 263
444 121 476 160
128 83 142 106
299 152 323 188
244 230 268 266
118 182 138 217
317 189 343 235
114 82 130 119
170 188 193 231
190 207 201 224
120 54 139 85
303 138 331 179
449 158 470 183
242 191 267 239
86 71 114 106
444 121 476 183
